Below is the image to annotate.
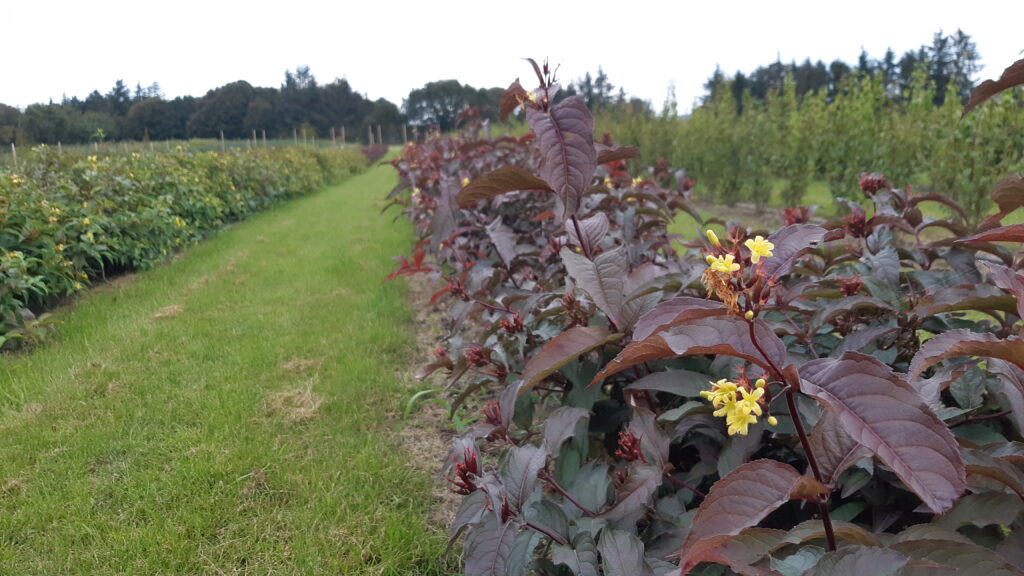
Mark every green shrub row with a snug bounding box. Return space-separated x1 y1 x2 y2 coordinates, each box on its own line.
0 145 366 345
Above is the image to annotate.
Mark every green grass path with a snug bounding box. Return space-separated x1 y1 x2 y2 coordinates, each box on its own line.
0 165 450 574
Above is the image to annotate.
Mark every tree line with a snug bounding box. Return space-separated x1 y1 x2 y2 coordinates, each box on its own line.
0 67 514 146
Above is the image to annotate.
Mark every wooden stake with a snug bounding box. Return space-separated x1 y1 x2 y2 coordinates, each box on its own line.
377 125 383 146
10 143 16 168
57 141 63 154
331 127 336 147
341 127 346 146
262 129 266 147
220 130 225 152
293 128 298 146
368 125 373 146
402 124 408 144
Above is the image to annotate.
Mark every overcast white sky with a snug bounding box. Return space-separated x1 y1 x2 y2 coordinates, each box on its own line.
2 1 1021 113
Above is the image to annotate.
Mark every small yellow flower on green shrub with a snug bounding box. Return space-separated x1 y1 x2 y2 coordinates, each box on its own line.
744 235 775 263
82 218 90 226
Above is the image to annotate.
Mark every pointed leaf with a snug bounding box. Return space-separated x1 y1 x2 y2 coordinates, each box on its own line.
987 358 1024 433
431 177 461 250
564 213 609 257
595 315 787 385
809 410 872 488
962 445 1024 497
500 79 529 121
599 464 662 523
909 329 1024 382
464 515 520 576
800 353 965 513
685 528 789 576
958 223 1024 244
987 263 1024 319
807 546 909 576
499 445 549 513
458 166 554 206
486 217 518 269
561 246 628 328
911 283 1017 317
526 96 597 220
598 529 647 576
543 407 591 453
761 224 833 281
786 519 881 547
963 57 1024 117
632 296 728 341
552 532 599 576
628 407 671 467
833 325 900 357
891 539 1024 576
596 144 640 165
935 491 1024 529
679 460 829 572
521 325 620 392
625 368 710 397
978 175 1024 229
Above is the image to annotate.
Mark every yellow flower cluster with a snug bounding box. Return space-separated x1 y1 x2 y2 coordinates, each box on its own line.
700 378 775 435
705 254 740 274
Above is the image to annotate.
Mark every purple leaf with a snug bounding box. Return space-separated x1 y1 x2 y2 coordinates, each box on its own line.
526 96 597 221
628 407 671 468
987 358 1024 433
800 353 965 513
599 464 662 523
596 144 640 165
632 297 727 341
807 547 910 576
962 446 1024 497
500 80 529 122
486 217 518 269
957 223 1024 244
430 177 461 250
832 325 900 357
987 263 1024 319
598 529 647 576
561 246 628 329
761 224 832 281
464 515 520 576
564 213 609 256
551 532 599 576
908 329 1024 382
594 315 788 386
935 491 1024 529
911 283 1017 317
499 445 548 514
891 539 1024 575
785 519 882 548
521 326 620 392
809 411 872 488
458 166 554 207
679 460 829 572
542 407 591 454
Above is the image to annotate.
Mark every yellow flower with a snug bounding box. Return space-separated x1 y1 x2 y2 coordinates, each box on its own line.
83 218 91 226
715 388 764 436
461 177 470 187
744 235 774 264
84 232 94 242
705 254 740 274
74 282 82 290
55 244 64 253
700 379 739 409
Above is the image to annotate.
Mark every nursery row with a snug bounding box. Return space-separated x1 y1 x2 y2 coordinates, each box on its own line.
388 60 1024 575
0 145 367 346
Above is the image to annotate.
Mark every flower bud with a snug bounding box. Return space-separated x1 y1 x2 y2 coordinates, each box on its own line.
744 310 754 320
705 229 721 247
767 416 779 426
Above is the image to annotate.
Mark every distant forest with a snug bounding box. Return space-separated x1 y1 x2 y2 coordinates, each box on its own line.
0 29 986 146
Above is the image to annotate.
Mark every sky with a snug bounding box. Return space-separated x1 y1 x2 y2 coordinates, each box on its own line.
2 1 1021 114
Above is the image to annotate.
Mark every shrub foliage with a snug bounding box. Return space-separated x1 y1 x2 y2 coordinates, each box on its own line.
0 145 366 347
388 59 1024 575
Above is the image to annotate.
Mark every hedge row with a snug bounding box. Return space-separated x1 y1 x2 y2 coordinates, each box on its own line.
0 145 367 345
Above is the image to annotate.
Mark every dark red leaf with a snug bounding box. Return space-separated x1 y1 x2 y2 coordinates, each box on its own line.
980 175 1024 230
911 283 1017 317
564 213 609 257
526 96 597 221
807 547 910 576
809 411 871 488
500 79 528 122
464 515 520 576
632 296 728 341
430 177 461 250
457 166 554 206
598 464 662 523
987 263 1024 319
891 539 1024 575
908 193 969 222
594 315 787 386
521 326 620 392
785 519 881 548
957 223 1024 244
560 246 629 329
679 460 828 573
679 529 787 576
987 359 1024 433
761 224 833 281
800 352 965 513
963 57 1024 118
595 145 640 165
551 532 599 576
909 329 1024 382
485 217 517 269
597 529 646 576
542 407 591 454
499 444 548 513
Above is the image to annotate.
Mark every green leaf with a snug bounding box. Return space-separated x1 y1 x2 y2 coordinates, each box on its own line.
551 532 599 576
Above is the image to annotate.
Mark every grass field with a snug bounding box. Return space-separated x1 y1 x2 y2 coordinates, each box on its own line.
0 164 452 575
